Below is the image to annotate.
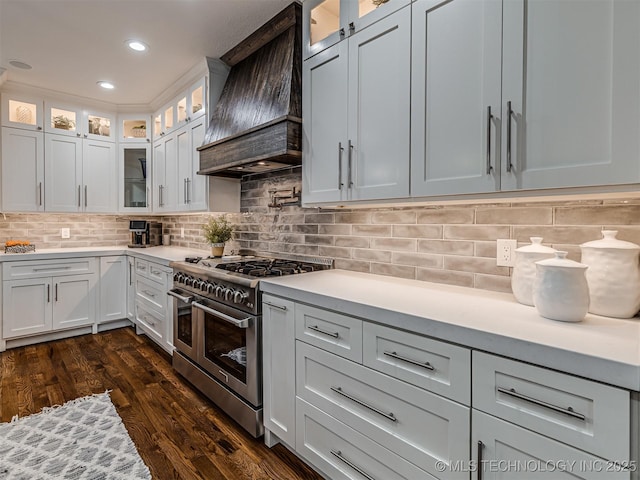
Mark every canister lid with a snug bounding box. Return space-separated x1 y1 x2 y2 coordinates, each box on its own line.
515 237 556 253
535 251 587 269
580 230 640 250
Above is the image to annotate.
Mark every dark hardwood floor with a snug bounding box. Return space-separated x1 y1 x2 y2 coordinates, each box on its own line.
0 327 323 480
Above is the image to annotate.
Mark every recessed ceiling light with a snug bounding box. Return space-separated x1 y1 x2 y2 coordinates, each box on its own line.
126 40 148 52
9 60 32 70
97 81 115 90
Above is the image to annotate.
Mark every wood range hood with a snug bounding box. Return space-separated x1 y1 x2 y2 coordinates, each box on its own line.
198 2 301 178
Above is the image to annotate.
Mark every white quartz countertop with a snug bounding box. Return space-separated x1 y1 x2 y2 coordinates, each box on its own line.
260 269 640 391
0 246 209 267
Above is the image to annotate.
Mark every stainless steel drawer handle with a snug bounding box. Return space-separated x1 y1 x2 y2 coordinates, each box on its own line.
330 450 375 480
308 325 339 339
34 266 72 272
263 301 287 311
167 290 192 303
192 301 251 329
506 100 514 173
383 351 435 371
497 387 586 421
331 386 396 423
142 290 156 298
486 105 493 175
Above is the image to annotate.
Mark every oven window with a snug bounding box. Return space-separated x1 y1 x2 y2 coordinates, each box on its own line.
176 305 193 347
204 315 247 383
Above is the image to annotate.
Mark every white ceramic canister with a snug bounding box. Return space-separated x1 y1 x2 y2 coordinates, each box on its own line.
580 230 640 318
533 251 590 322
511 237 556 306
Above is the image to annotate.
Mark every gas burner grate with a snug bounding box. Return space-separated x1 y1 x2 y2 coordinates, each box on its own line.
214 258 325 277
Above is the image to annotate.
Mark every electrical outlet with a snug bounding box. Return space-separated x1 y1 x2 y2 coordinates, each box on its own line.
180 227 185 238
496 239 517 267
61 228 70 239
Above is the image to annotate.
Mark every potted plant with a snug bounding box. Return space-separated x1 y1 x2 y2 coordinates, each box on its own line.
203 215 233 257
52 115 75 130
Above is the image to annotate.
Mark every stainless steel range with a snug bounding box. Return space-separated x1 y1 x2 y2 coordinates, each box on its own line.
167 254 332 437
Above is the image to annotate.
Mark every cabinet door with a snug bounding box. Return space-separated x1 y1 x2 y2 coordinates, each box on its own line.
187 118 208 211
99 256 127 324
303 0 345 60
188 77 207 120
302 41 348 204
1 127 45 211
127 257 135 321
82 139 116 212
119 143 150 212
501 0 640 190
152 138 165 211
83 111 115 143
154 133 177 212
120 114 151 143
1 93 43 131
44 102 82 137
262 295 296 447
473 411 630 480
347 7 410 201
411 0 502 196
2 278 52 338
45 134 82 212
52 273 96 330
176 126 190 211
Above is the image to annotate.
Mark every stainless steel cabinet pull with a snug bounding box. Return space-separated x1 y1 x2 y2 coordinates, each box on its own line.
47 284 50 303
338 142 344 189
37 126 42 131
383 351 434 371
55 283 58 302
330 450 375 480
263 301 287 311
34 266 71 272
506 100 514 173
187 178 191 203
477 441 484 480
347 140 354 188
159 185 164 206
331 386 396 422
38 182 42 206
497 387 586 420
78 185 81 207
84 185 87 207
129 263 132 286
192 301 251 328
486 106 493 174
143 290 156 298
308 324 339 338
184 178 187 204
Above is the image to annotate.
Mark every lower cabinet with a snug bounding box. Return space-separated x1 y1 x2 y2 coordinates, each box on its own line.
98 256 127 324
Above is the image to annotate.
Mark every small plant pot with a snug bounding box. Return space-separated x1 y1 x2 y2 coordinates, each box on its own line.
211 243 225 257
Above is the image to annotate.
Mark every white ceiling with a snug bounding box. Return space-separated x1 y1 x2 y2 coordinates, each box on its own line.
0 0 293 107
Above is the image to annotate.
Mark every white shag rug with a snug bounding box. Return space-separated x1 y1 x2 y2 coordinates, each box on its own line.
0 392 151 480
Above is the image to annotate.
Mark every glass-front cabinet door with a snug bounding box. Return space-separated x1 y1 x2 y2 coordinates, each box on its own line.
303 0 409 60
120 114 150 143
176 95 188 129
153 112 162 138
1 93 44 131
83 110 115 142
44 102 82 137
188 77 206 120
119 143 150 212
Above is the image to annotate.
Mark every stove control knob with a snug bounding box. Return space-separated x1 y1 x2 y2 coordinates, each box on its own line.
215 285 225 297
224 288 234 302
185 276 194 286
199 281 209 291
173 273 181 282
194 279 205 289
233 291 247 304
206 282 216 294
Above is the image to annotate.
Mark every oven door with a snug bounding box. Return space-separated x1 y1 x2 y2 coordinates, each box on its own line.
192 299 261 407
168 288 196 359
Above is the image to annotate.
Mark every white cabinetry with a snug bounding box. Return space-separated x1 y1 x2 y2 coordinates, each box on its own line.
98 256 127 325
2 258 97 339
133 258 173 353
127 256 135 321
177 117 208 211
119 143 151 212
303 6 411 204
1 127 44 211
411 0 640 197
45 134 116 212
152 132 178 212
1 93 44 131
119 114 150 144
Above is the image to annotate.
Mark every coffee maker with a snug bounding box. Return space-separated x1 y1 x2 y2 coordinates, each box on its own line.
129 220 162 248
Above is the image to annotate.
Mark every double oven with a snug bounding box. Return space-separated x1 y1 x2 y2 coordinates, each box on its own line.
168 255 332 437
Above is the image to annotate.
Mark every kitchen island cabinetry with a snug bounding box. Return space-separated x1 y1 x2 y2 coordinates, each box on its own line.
303 6 411 204
2 258 97 339
261 270 639 480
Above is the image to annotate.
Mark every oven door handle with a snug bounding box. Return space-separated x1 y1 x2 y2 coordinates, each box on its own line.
167 289 193 303
192 301 252 328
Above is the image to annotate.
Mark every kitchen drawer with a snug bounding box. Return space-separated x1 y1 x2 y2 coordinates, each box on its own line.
135 299 165 342
3 257 97 280
473 410 630 480
473 351 630 462
147 261 168 284
295 303 363 362
296 341 470 479
363 322 470 405
296 398 435 480
135 277 166 313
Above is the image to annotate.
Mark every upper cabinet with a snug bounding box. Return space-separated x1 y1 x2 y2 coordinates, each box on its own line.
153 76 208 139
119 114 151 143
303 0 410 60
44 102 82 138
303 5 411 204
83 110 115 143
411 0 640 197
1 93 44 131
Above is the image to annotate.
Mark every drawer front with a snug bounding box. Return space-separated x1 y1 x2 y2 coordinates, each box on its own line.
134 258 149 278
363 322 471 405
297 341 470 479
147 262 168 284
3 257 97 280
296 398 435 480
135 277 165 313
135 300 164 341
473 351 630 461
472 410 630 480
295 303 363 362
